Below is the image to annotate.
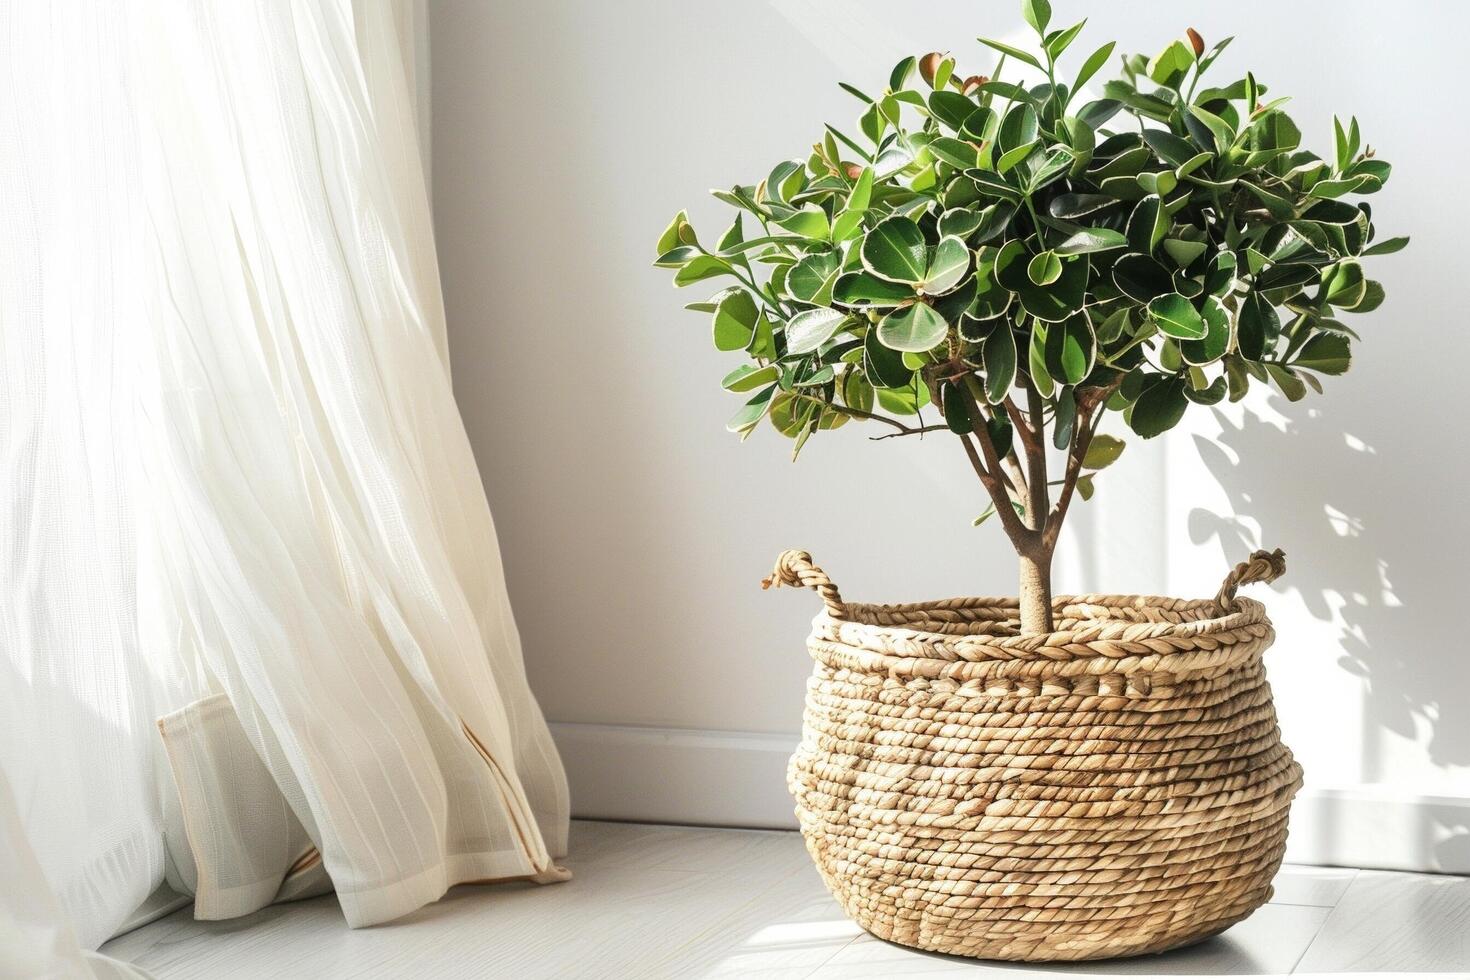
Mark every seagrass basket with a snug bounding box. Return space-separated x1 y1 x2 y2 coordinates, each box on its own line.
763 548 1303 962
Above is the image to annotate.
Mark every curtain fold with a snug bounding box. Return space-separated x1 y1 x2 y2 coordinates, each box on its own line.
0 0 568 970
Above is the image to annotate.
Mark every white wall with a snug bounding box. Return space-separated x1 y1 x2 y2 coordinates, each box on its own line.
431 0 1468 870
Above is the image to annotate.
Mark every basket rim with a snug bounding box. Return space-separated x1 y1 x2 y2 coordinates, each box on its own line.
807 593 1273 670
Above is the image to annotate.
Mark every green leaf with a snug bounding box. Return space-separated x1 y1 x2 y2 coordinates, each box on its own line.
929 136 979 170
861 216 929 284
889 56 917 91
877 302 949 352
841 369 875 413
937 207 983 239
1187 104 1236 153
787 251 841 305
942 380 974 433
932 56 956 92
1076 474 1096 500
1055 227 1127 255
997 103 1040 154
774 205 830 240
1162 238 1207 269
997 140 1040 174
1052 387 1076 450
727 384 777 433
1077 98 1123 129
654 245 700 269
1126 195 1167 254
1029 323 1054 397
1083 433 1126 470
785 308 849 355
859 102 884 144
1112 252 1173 303
1323 260 1367 308
721 363 780 393
1184 373 1227 405
1074 41 1116 93
923 236 973 295
875 380 929 416
978 36 1043 70
1294 332 1351 375
1204 251 1237 297
1045 310 1095 385
1016 254 1088 322
1148 39 1195 85
1309 175 1373 200
968 248 1014 319
1146 292 1207 340
764 160 805 204
1236 292 1280 360
1027 250 1062 285
968 169 1022 203
1049 193 1116 219
864 329 913 388
747 312 775 359
1343 280 1384 313
674 254 735 286
1256 262 1318 293
1241 181 1296 220
1027 146 1077 192
1129 378 1188 438
1045 21 1086 61
972 202 1017 243
716 213 744 253
712 289 760 350
657 210 690 254
847 166 875 211
982 326 1017 403
1180 295 1229 365
1176 150 1213 177
1266 363 1307 401
1362 234 1408 257
1141 129 1199 168
1022 0 1051 35
832 270 913 308
928 90 978 131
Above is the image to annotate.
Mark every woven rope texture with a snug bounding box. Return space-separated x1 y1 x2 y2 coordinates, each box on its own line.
766 549 1301 962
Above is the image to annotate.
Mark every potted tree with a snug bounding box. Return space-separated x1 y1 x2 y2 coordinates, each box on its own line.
656 3 1402 962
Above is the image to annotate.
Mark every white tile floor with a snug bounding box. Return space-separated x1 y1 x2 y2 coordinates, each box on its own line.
102 820 1470 978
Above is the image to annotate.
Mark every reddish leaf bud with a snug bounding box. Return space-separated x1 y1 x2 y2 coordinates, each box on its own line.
961 75 989 96
1186 28 1205 57
919 52 945 85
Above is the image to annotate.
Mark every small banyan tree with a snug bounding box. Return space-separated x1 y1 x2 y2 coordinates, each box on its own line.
655 2 1403 634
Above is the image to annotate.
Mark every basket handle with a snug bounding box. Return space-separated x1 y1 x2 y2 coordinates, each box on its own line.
762 550 846 619
1214 548 1287 611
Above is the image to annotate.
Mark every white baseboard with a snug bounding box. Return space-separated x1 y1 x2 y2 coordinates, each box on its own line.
550 722 1470 875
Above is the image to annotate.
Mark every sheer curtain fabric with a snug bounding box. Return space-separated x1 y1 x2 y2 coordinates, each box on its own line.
0 0 568 968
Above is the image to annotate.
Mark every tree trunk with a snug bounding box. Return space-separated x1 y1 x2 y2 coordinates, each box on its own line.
1018 549 1054 635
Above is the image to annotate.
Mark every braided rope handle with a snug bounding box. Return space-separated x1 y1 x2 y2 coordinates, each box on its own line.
1215 548 1287 611
762 550 847 619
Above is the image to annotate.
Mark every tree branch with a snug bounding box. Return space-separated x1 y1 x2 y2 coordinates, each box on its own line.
868 423 951 441
783 390 930 435
957 431 1032 545
1022 381 1050 533
958 377 1035 548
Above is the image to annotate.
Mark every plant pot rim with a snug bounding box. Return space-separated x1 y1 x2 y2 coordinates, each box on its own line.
767 549 1288 684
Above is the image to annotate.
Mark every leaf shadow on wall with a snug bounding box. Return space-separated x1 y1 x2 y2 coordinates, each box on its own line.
1186 400 1468 870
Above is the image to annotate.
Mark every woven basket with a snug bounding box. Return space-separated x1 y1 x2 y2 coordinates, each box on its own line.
764 548 1303 962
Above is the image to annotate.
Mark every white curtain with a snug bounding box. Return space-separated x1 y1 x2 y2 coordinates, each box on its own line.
0 0 569 973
